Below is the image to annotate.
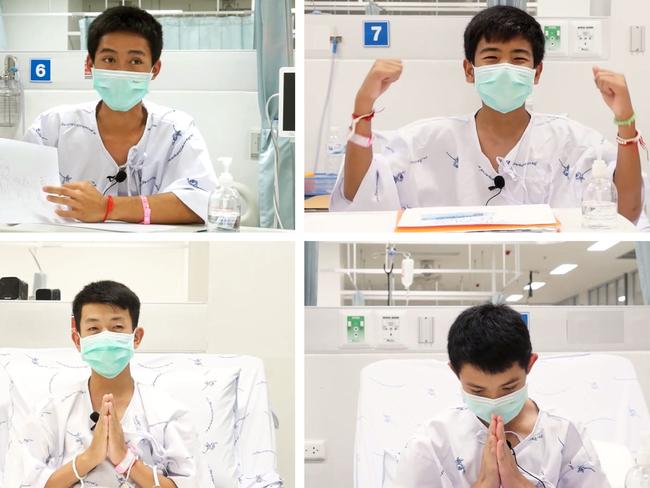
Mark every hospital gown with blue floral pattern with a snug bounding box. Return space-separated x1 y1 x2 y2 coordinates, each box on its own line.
3 378 208 487
23 99 218 222
388 406 610 488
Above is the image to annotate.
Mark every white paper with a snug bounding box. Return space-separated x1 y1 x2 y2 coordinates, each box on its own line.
0 138 64 224
398 204 557 228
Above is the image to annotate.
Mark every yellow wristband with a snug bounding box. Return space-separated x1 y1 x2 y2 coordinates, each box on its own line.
614 112 636 126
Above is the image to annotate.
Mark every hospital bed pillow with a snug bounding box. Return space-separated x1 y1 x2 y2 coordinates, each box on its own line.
0 349 281 488
355 354 650 488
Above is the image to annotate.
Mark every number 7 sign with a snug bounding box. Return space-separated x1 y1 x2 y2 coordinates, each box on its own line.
363 20 390 48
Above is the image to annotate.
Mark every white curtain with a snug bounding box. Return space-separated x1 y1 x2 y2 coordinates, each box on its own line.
636 242 650 305
0 1 7 50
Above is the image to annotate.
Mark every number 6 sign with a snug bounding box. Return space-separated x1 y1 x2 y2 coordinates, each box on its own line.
363 20 390 48
30 59 52 83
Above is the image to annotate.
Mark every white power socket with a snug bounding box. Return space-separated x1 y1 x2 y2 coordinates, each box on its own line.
305 439 327 461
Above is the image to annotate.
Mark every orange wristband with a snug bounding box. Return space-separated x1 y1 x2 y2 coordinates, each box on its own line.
103 195 114 222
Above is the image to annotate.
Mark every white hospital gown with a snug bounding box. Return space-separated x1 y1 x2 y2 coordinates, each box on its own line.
389 406 610 488
4 378 202 488
331 112 619 211
23 99 218 222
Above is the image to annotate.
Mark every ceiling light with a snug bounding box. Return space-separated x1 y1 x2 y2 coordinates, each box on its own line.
618 295 626 303
550 264 578 275
523 282 546 291
506 294 523 302
588 241 619 252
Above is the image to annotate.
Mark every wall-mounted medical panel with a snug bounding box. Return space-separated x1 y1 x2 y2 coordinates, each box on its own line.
305 15 611 60
306 306 650 353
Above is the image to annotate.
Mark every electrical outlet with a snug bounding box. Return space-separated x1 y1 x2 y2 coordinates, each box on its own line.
346 315 366 344
249 130 261 159
544 24 562 52
381 315 401 344
305 439 326 461
570 20 603 57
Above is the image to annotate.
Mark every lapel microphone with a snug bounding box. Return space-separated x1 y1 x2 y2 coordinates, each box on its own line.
108 169 127 183
90 411 99 431
489 175 505 191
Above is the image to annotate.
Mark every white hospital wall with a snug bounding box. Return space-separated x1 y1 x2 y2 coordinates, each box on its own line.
0 49 260 222
305 305 650 488
0 241 295 487
304 0 650 175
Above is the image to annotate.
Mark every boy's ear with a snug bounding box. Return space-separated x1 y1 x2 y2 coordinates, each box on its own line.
463 59 475 83
71 326 81 352
526 353 539 373
533 62 543 85
133 327 145 350
85 54 93 72
151 60 162 80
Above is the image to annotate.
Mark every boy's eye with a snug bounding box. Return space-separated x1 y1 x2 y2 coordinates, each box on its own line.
101 56 115 63
130 59 143 65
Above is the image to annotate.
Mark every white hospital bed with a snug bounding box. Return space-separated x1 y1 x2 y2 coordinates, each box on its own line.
355 354 650 488
0 348 282 488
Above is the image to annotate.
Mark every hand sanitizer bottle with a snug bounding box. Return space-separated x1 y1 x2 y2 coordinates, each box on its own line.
207 157 241 232
582 157 618 229
625 434 650 487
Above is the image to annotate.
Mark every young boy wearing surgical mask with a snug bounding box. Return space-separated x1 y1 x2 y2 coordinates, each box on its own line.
390 304 610 488
332 6 644 228
24 6 217 225
4 280 201 487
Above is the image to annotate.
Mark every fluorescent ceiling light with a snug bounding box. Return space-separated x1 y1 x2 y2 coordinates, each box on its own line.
523 282 546 291
550 264 578 275
506 294 523 302
618 295 626 303
588 241 619 252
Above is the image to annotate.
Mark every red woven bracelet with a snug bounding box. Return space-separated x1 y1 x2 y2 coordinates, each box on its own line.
103 195 114 222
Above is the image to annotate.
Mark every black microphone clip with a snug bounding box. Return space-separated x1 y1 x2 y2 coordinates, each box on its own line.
489 175 506 191
90 411 99 431
107 168 127 183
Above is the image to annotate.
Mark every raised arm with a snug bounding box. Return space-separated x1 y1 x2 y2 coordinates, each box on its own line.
343 59 403 201
593 66 643 224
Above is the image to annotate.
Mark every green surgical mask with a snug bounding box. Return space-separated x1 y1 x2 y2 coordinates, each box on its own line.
474 63 535 114
462 383 528 424
80 330 135 379
92 67 152 112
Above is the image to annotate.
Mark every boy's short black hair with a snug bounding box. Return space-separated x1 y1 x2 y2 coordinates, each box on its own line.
448 303 532 374
72 280 140 331
87 6 163 64
464 6 545 67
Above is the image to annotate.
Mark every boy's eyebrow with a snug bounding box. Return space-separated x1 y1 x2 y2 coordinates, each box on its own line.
479 47 502 54
510 48 532 55
466 382 485 389
97 48 146 56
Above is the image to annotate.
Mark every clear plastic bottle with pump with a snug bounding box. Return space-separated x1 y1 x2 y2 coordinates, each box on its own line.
326 126 345 175
207 157 241 232
625 434 650 488
581 157 618 229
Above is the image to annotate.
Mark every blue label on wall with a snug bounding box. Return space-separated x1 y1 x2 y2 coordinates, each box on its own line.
520 312 530 328
363 20 390 47
30 59 52 83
